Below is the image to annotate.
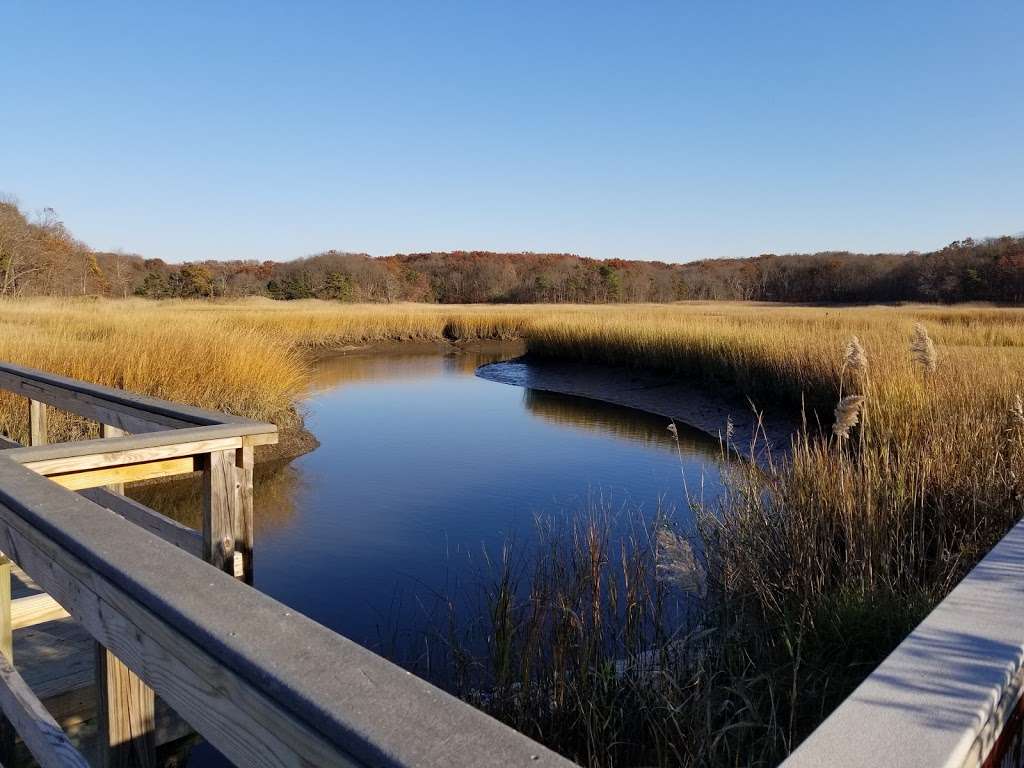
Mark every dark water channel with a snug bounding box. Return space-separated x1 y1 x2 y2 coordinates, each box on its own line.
134 344 726 765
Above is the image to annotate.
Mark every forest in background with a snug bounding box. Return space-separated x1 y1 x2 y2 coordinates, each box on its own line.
2 198 1023 304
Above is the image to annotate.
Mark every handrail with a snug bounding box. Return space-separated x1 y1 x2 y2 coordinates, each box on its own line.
3 423 276 468
0 361 264 428
782 516 1024 768
0 458 572 767
0 362 575 767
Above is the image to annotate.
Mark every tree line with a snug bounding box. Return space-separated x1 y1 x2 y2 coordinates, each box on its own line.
2 198 1022 304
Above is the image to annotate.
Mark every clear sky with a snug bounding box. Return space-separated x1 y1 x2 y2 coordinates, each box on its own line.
2 1 1021 263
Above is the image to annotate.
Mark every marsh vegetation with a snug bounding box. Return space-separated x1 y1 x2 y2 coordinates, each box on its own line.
1 297 1023 765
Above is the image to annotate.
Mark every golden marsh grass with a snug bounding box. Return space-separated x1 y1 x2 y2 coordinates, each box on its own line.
2 297 1024 764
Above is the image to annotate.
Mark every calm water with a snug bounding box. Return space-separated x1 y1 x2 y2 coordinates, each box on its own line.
139 345 725 764
259 346 723 644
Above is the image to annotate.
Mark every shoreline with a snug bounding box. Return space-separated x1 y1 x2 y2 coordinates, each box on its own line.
477 354 797 455
271 339 527 464
275 339 799 468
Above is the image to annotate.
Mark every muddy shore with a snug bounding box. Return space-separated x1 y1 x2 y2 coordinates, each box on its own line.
477 355 797 455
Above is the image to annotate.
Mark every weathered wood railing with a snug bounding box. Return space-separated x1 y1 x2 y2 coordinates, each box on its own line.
0 362 572 767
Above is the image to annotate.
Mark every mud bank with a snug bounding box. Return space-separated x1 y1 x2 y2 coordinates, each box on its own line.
477 355 798 455
258 419 320 463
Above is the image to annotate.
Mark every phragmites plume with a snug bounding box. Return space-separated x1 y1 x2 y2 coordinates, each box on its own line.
833 395 866 439
655 525 706 597
843 335 868 375
910 323 938 374
1010 395 1024 430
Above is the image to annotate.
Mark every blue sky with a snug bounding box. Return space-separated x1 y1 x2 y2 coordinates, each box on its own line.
2 1 1021 263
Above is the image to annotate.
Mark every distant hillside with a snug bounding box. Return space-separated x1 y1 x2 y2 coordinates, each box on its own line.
2 199 1022 304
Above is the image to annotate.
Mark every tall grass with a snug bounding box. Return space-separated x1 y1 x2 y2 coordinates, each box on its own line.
3 297 1024 765
444 306 1024 766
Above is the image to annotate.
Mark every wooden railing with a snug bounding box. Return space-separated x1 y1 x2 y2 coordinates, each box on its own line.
782 512 1024 768
0 362 573 767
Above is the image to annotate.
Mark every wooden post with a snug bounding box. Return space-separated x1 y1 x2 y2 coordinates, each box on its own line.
96 423 156 767
202 449 240 574
0 553 13 765
236 446 255 584
102 424 127 494
28 399 47 446
95 645 156 768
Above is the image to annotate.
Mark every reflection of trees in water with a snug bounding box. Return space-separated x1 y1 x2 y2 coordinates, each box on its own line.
307 343 525 393
522 389 719 458
127 463 304 535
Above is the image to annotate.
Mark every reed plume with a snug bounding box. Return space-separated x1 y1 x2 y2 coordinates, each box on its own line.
1009 394 1024 430
843 335 868 375
832 394 865 439
655 525 706 597
910 323 937 374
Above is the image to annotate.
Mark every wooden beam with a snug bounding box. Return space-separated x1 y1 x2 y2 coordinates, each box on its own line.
236 445 255 583
0 556 11 660
95 645 156 768
101 424 128 494
202 450 238 573
1 374 186 435
29 400 47 447
79 489 202 558
45 457 198 492
15 434 241 476
10 593 70 630
0 654 89 768
242 432 278 448
0 553 12 766
0 361 273 430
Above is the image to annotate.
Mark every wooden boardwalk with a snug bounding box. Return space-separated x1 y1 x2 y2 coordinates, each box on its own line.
8 565 192 764
0 362 573 767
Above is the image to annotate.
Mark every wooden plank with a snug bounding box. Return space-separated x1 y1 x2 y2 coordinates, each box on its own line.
0 373 187 435
14 434 241 476
45 458 198 492
13 618 192 749
0 460 574 768
11 593 70 630
95 644 156 768
242 432 278 448
29 401 47 447
202 450 238 573
79 489 202 558
0 361 275 430
15 618 96 704
0 553 12 766
0 653 90 768
0 556 11 660
236 445 255 583
101 424 127 495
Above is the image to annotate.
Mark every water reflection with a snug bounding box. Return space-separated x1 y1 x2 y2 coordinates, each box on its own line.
306 342 526 393
127 463 304 535
523 389 716 456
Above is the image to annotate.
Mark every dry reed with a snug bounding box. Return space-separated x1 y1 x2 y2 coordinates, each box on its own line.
3 297 1024 765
